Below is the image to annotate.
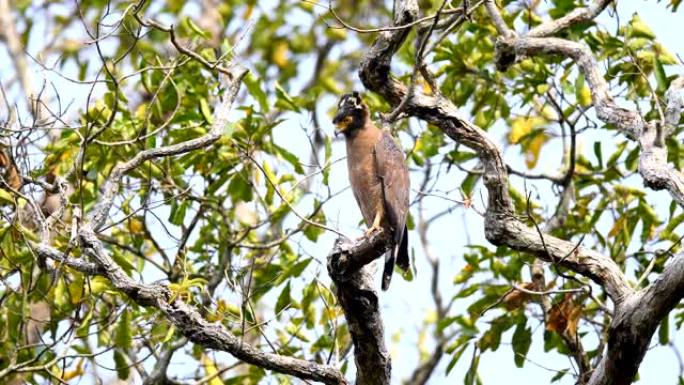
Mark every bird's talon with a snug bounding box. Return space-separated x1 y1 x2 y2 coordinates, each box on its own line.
364 226 380 237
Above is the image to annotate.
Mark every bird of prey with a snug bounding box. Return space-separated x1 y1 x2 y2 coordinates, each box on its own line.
332 92 410 290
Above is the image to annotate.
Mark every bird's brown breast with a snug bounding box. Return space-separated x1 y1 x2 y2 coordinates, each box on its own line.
345 123 385 227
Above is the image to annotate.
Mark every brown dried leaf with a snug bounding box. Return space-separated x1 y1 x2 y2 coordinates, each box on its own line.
502 282 535 310
546 293 581 337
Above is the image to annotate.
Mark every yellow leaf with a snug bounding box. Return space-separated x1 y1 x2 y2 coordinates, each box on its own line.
325 27 347 41
578 84 592 107
272 41 289 68
629 13 655 39
518 59 536 72
420 78 433 95
536 83 549 94
654 43 678 64
524 133 548 169
61 359 85 381
128 217 144 234
608 215 626 238
242 3 254 20
508 116 545 144
88 276 111 295
135 103 147 119
53 277 67 308
201 354 224 385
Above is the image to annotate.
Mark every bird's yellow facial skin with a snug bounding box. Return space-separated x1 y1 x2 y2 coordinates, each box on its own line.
335 116 353 133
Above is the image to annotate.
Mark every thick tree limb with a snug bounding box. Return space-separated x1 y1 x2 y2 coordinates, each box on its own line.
358 0 631 305
588 252 684 385
490 217 632 302
527 0 614 38
496 37 684 208
327 234 392 385
327 229 390 282
36 235 349 385
421 1 684 384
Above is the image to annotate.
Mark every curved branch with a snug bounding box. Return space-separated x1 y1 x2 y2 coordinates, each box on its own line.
588 252 684 385
498 37 684 207
498 37 644 137
327 229 390 282
527 0 614 38
88 69 247 231
359 0 631 304
35 232 348 385
31 72 349 385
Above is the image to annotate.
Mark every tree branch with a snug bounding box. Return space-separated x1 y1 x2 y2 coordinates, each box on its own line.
527 0 614 38
327 234 391 385
29 72 349 385
588 251 684 385
359 0 631 305
88 69 247 232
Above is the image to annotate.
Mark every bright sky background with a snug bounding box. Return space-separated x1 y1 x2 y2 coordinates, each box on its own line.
1 1 683 384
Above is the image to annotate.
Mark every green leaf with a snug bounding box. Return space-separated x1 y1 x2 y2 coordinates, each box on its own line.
169 201 188 226
464 350 480 385
512 320 532 368
445 343 469 375
275 282 292 317
653 56 669 93
185 17 209 39
0 189 13 204
461 173 480 196
111 250 136 275
288 258 312 278
244 73 269 112
199 97 213 124
628 14 656 40
113 350 130 380
274 82 300 112
115 309 132 349
594 141 603 169
228 174 253 202
323 135 332 186
659 315 669 345
275 144 305 174
551 369 569 382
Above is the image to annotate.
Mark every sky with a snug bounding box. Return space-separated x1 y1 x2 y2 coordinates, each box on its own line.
1 1 684 384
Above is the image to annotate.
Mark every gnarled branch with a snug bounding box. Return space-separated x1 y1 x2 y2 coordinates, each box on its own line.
327 232 393 385
359 0 631 305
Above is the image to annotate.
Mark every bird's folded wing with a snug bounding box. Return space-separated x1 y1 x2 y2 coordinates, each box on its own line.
374 130 410 244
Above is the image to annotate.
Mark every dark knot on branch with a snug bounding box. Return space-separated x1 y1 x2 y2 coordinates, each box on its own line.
494 37 517 71
327 229 391 283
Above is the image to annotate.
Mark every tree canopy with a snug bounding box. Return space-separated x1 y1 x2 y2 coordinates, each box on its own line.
1 0 684 384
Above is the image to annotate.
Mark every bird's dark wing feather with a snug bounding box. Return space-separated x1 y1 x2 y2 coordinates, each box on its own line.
375 130 410 290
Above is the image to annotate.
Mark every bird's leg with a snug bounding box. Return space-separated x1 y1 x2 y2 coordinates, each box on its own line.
365 204 384 237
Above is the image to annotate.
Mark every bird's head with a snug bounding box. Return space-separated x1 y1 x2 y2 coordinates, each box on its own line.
332 92 368 136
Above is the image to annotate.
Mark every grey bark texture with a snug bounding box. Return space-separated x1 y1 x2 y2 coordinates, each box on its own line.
356 0 684 384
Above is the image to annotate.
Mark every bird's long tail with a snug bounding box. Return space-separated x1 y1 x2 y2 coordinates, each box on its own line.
381 226 409 291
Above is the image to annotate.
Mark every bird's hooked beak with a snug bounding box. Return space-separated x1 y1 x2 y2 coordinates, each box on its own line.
332 109 353 137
